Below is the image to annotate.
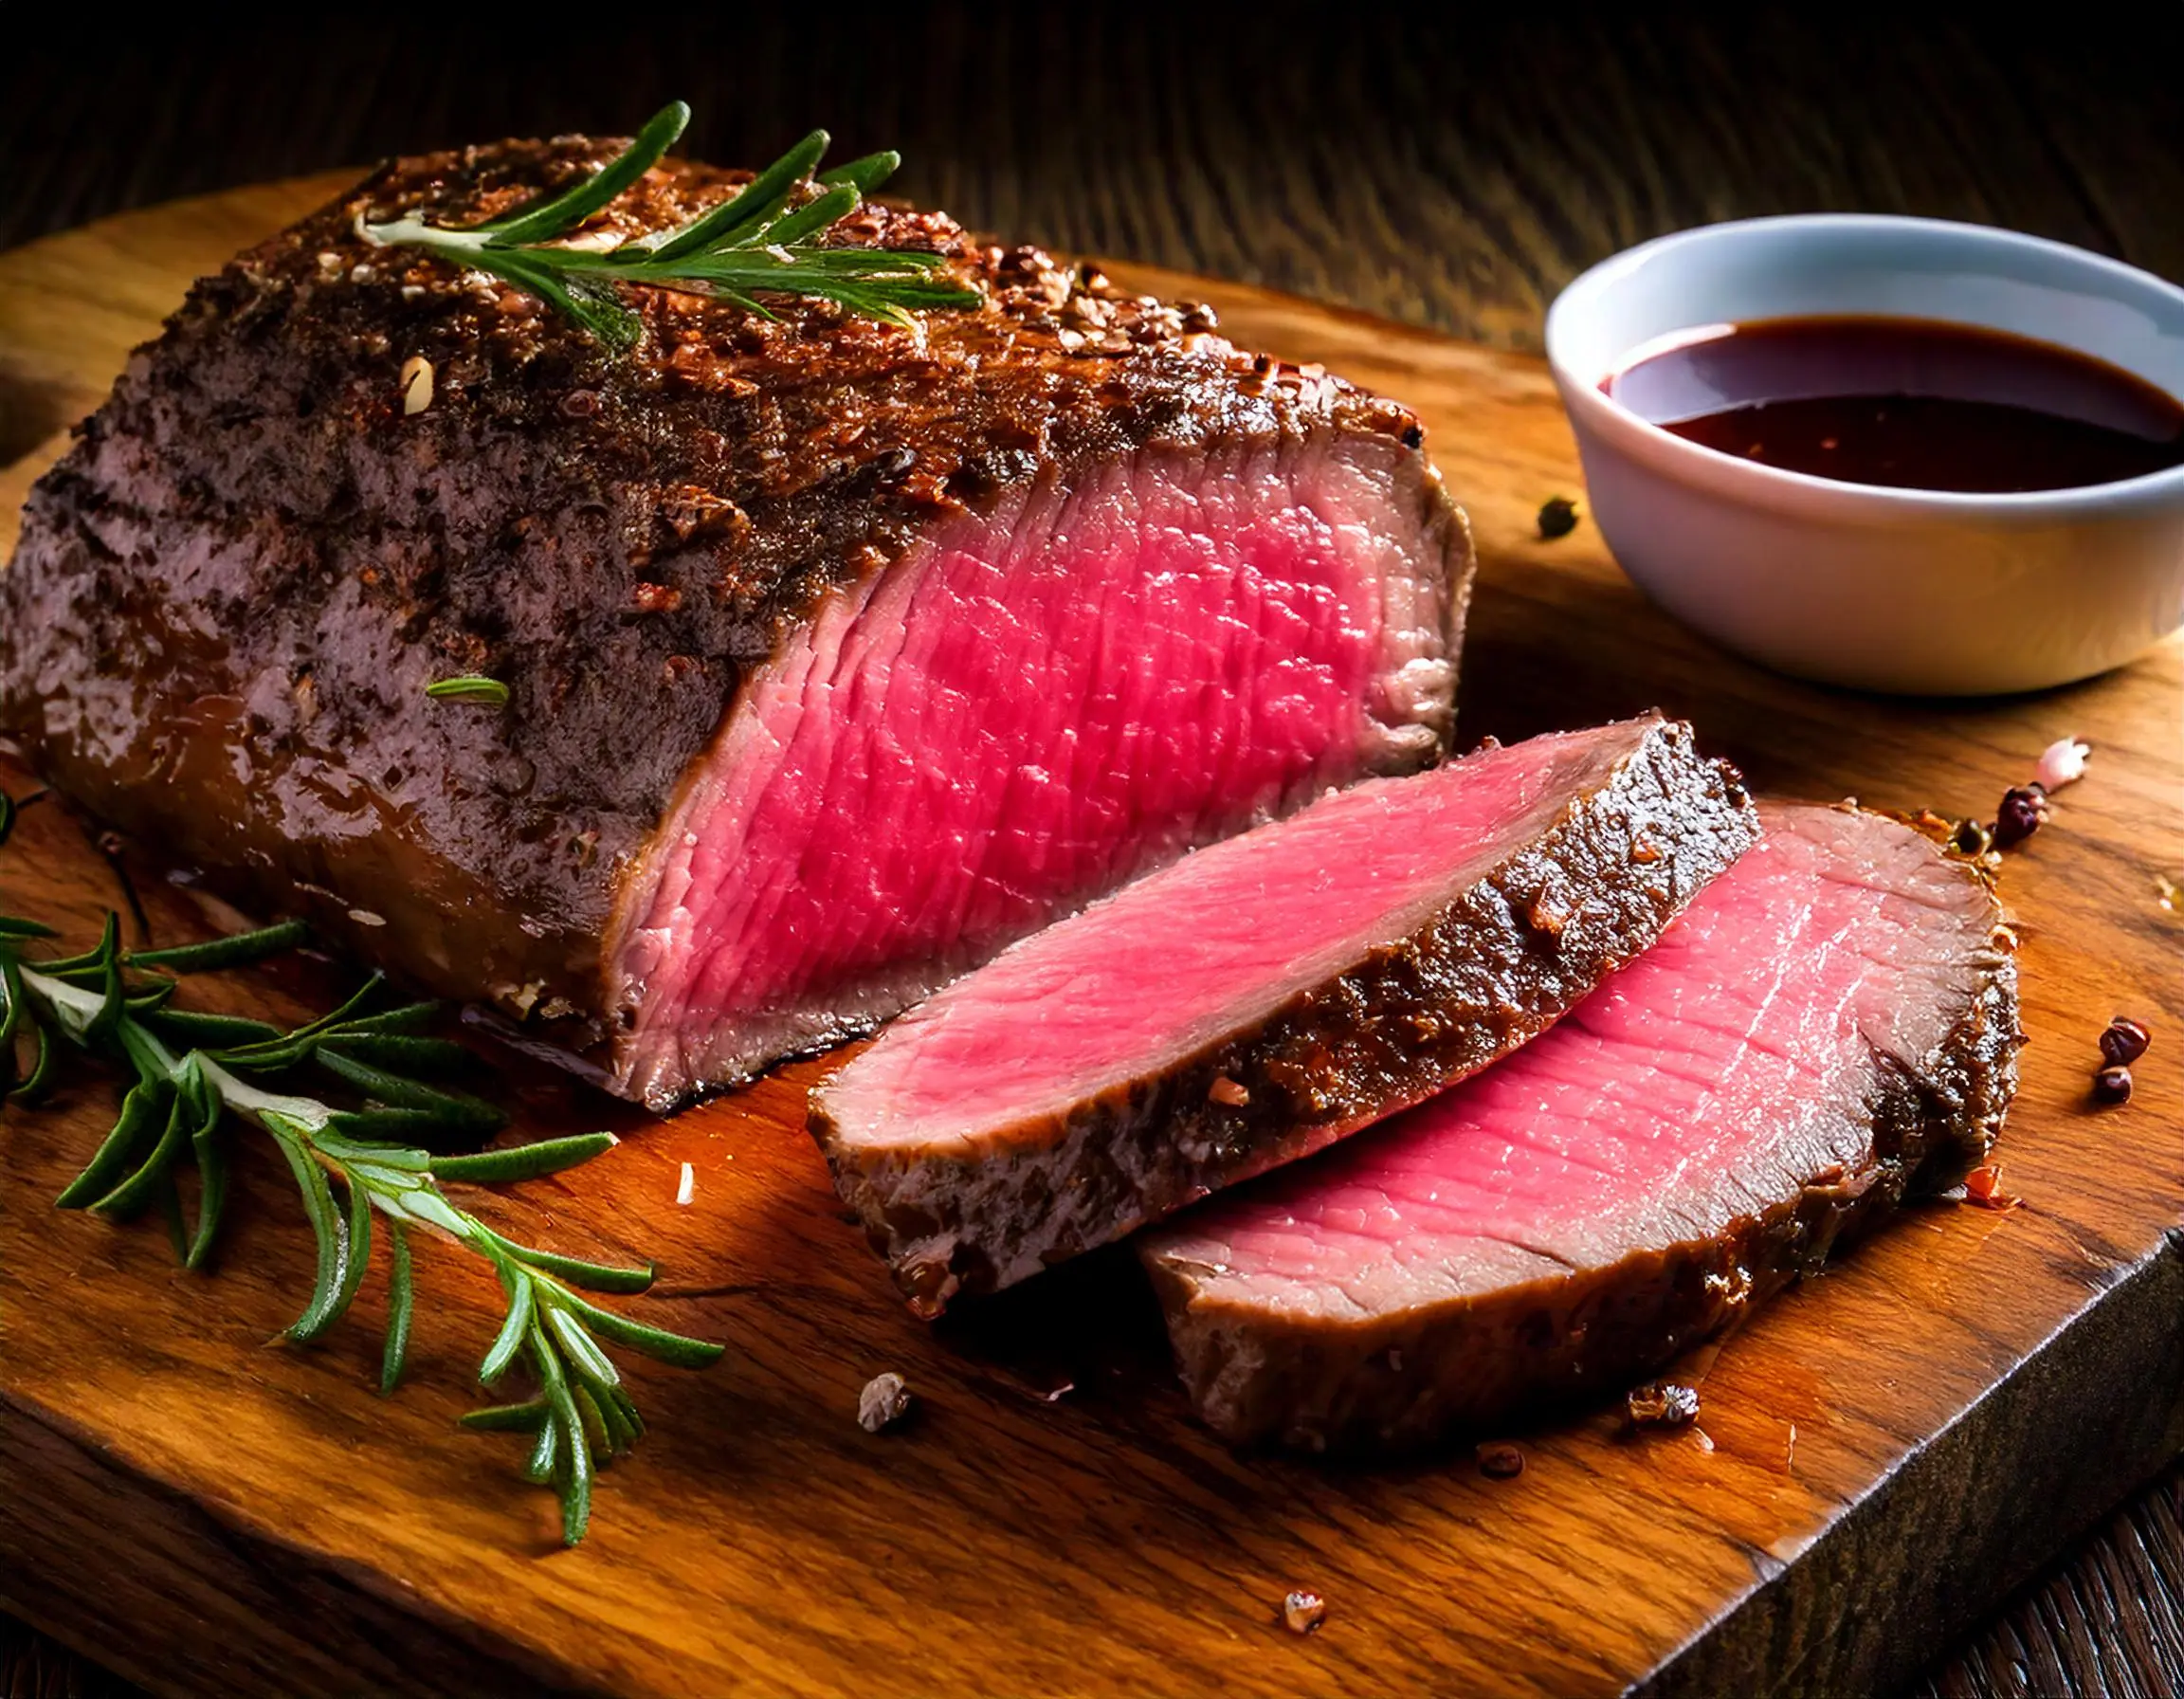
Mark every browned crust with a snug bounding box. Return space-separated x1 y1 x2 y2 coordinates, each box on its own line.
810 718 1757 1315
1144 813 2022 1453
0 134 1451 1069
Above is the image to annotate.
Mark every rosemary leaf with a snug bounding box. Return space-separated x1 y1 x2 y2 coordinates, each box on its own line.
317 1032 474 1075
460 1398 547 1433
82 915 126 1049
424 676 511 706
89 1087 192 1221
429 1131 615 1185
9 1019 51 1102
755 182 861 249
638 127 829 261
476 100 691 246
547 1305 622 1389
330 1167 376 1330
215 975 387 1066
54 1075 169 1208
151 1007 286 1049
479 1261 536 1386
591 1379 638 1453
277 1126 354 1343
549 1285 728 1369
530 1327 593 1544
186 1086 228 1270
523 1411 561 1484
315 1049 505 1133
324 1105 483 1145
816 149 901 195
128 919 310 974
570 1380 614 1465
380 1219 414 1394
309 1129 434 1173
318 1000 442 1037
486 1230 654 1295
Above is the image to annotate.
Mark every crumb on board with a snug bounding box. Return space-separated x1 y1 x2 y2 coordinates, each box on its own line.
675 1161 694 1206
1282 1590 1327 1635
859 1372 914 1433
2034 737 2090 791
1962 1163 2022 1211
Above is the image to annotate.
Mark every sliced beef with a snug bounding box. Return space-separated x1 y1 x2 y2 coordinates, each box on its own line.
810 716 1756 1314
1140 803 2020 1453
0 136 1468 1109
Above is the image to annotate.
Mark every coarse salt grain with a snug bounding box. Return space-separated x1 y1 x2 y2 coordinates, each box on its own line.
676 1162 695 1206
2035 737 2090 791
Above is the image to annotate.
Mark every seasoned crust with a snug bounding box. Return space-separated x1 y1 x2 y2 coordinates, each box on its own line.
0 135 1447 1042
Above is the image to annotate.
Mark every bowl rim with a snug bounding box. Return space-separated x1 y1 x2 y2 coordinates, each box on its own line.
1544 212 2184 515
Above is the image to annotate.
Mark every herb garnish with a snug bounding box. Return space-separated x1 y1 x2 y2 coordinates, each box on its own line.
360 100 980 349
0 795 721 1544
426 675 510 706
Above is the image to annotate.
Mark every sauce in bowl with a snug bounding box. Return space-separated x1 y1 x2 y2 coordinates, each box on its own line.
1602 315 2184 493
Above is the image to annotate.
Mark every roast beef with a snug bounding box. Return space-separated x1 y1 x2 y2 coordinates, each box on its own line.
810 716 1756 1314
0 136 1469 1108
1140 803 2020 1452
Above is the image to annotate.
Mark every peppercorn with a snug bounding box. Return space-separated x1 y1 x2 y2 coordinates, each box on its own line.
2093 1066 2134 1105
2100 1016 2152 1068
1537 495 1581 539
1992 784 2049 849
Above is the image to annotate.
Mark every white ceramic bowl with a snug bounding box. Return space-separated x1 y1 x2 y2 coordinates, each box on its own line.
1545 215 2184 695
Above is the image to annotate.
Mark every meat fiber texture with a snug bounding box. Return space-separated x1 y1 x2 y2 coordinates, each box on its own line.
810 716 1756 1316
0 136 1469 1108
1141 803 2021 1453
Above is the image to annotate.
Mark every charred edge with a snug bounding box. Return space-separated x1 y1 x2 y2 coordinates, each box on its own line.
813 720 1758 1315
1155 840 2023 1453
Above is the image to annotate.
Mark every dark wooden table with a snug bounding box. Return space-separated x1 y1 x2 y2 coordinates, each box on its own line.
3 8 2180 1696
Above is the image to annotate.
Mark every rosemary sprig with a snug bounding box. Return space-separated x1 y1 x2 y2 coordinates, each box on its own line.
0 796 720 1544
359 100 980 349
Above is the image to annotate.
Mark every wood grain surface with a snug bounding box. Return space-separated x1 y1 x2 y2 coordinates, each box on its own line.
0 174 2180 1699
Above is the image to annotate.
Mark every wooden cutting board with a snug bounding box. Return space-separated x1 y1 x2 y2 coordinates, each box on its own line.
2 176 2181 1699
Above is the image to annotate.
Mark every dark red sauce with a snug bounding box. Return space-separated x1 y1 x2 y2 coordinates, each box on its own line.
1602 315 2184 493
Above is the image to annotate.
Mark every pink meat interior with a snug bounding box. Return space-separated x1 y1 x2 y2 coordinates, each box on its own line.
1151 805 1996 1319
816 721 1652 1151
612 439 1456 1103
